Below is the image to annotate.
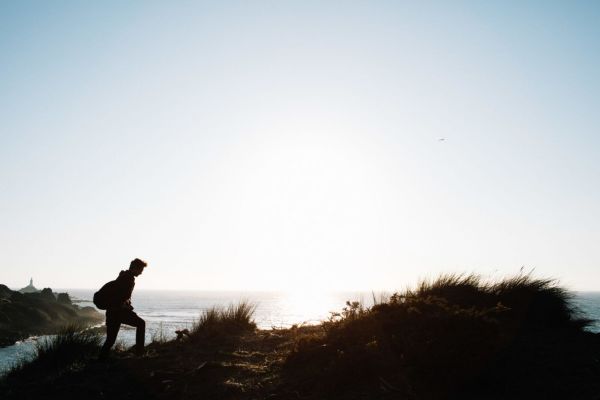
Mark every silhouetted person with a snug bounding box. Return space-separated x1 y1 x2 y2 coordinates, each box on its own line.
99 258 147 359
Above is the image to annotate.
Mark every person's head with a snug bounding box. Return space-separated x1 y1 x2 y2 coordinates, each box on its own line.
129 258 147 276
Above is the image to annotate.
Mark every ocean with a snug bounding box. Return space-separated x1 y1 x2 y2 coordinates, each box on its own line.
1 290 599 376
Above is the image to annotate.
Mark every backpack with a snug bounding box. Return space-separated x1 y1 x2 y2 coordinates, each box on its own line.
93 280 118 310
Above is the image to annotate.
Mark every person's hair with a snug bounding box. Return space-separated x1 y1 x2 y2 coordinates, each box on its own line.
130 258 148 270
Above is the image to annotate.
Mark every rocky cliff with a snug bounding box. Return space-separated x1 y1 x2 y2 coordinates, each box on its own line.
0 284 103 347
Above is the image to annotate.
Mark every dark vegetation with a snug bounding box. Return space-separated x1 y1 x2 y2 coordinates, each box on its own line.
2 274 600 400
285 274 600 399
8 325 102 377
0 284 103 346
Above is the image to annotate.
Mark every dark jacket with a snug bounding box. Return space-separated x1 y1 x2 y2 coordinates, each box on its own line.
113 270 136 310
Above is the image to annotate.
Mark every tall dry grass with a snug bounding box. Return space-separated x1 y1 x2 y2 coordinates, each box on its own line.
7 324 101 378
190 300 257 340
285 273 594 399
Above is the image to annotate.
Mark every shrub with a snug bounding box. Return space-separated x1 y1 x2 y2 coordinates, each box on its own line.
284 273 594 398
407 273 589 331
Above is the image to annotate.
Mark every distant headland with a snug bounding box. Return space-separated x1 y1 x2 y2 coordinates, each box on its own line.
0 281 103 347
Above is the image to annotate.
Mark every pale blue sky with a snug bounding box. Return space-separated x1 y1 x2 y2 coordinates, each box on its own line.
1 1 599 291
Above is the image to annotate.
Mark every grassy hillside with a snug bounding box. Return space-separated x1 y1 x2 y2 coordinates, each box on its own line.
2 274 599 400
285 274 599 399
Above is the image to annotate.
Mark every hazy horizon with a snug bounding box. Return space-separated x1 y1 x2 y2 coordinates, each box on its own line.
2 1 600 291
6 285 600 295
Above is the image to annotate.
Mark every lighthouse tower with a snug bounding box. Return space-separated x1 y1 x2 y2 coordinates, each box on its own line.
19 278 39 293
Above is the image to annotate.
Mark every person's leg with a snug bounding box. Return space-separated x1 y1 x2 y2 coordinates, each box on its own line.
121 310 146 354
100 309 121 359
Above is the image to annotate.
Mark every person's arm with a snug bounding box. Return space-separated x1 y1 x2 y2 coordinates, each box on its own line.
114 275 135 308
122 277 135 309
123 298 133 310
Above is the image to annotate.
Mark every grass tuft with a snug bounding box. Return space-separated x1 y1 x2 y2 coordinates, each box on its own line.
190 300 257 340
151 321 170 344
7 324 101 378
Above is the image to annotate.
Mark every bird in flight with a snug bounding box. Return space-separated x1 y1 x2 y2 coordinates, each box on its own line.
438 138 446 142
